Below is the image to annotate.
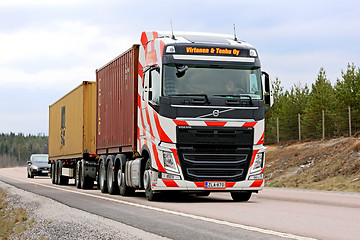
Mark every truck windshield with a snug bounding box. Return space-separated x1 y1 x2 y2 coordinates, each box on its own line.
162 64 263 99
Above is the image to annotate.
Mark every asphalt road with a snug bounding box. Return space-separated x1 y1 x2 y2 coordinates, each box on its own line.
1 167 359 240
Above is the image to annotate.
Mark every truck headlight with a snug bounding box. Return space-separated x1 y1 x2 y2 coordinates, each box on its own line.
163 151 179 173
250 152 264 173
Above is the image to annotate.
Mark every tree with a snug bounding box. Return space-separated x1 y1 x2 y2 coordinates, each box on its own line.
265 77 284 142
302 68 336 139
335 63 360 110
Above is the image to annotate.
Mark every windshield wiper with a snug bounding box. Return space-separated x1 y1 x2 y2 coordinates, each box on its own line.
213 94 253 105
168 94 210 104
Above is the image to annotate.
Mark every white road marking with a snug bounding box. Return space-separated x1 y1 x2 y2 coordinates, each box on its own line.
6 176 316 240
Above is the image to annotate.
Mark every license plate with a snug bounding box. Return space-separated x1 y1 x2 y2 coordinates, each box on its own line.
205 181 226 189
42 170 49 174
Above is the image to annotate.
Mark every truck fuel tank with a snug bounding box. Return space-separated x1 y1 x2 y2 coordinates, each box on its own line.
125 158 143 188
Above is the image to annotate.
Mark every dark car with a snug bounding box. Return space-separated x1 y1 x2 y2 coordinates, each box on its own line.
27 154 50 178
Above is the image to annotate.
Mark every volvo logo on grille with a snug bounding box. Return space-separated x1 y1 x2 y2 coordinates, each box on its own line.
212 110 220 117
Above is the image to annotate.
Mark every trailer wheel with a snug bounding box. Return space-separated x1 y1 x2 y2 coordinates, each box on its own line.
51 163 56 184
107 156 119 195
75 161 81 189
81 160 94 189
54 160 59 184
230 191 252 202
99 159 108 193
58 161 68 185
144 158 159 201
117 154 134 196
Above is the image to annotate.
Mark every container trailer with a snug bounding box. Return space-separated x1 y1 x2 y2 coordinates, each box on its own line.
49 31 273 201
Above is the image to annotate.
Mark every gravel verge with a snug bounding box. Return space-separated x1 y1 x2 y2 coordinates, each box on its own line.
0 180 170 240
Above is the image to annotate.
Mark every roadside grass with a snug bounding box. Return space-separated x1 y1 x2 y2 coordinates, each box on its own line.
266 174 360 192
265 137 360 193
0 187 35 240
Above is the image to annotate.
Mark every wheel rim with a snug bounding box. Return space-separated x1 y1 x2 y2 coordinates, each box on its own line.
107 164 113 189
76 163 79 185
143 169 151 190
81 163 85 184
117 169 123 187
99 164 105 187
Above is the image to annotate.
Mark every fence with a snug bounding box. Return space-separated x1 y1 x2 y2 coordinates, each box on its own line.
265 107 360 144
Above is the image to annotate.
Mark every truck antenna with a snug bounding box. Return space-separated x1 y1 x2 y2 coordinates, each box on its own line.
233 24 238 41
171 20 176 40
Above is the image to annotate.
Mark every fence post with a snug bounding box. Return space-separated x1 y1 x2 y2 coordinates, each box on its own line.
298 113 301 141
322 110 325 139
276 117 279 144
349 106 352 137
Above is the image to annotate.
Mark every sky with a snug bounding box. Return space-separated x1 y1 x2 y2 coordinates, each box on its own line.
0 0 359 135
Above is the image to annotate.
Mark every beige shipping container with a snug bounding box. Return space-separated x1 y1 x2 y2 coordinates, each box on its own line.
49 81 96 161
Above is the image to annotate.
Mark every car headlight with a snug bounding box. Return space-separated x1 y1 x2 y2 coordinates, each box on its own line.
250 152 264 173
162 150 179 173
31 165 38 170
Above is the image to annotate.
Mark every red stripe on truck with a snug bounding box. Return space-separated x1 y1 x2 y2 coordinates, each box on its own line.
152 143 166 173
250 179 264 188
153 110 172 143
205 121 226 127
170 148 180 166
250 149 260 167
257 131 265 145
162 179 179 187
242 122 257 128
173 120 189 126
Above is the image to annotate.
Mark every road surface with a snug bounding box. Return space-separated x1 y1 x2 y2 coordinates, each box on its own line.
0 167 359 240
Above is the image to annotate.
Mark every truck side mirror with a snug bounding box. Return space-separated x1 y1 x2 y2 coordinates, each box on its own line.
262 71 270 92
262 71 274 109
148 91 152 101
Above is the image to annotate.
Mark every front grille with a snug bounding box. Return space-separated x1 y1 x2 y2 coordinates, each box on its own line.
183 153 247 164
187 168 244 179
176 126 254 182
177 145 252 181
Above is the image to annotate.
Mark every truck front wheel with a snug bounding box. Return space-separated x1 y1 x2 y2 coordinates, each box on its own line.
230 191 252 202
144 158 158 201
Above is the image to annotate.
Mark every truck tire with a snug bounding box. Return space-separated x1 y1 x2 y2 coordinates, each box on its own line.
75 161 81 189
230 191 252 202
54 160 59 184
51 163 56 184
99 158 108 193
81 160 94 189
58 161 69 185
107 156 119 195
117 154 134 196
144 158 159 201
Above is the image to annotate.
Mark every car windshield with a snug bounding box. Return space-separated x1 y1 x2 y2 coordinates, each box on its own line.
162 64 263 99
32 156 48 163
